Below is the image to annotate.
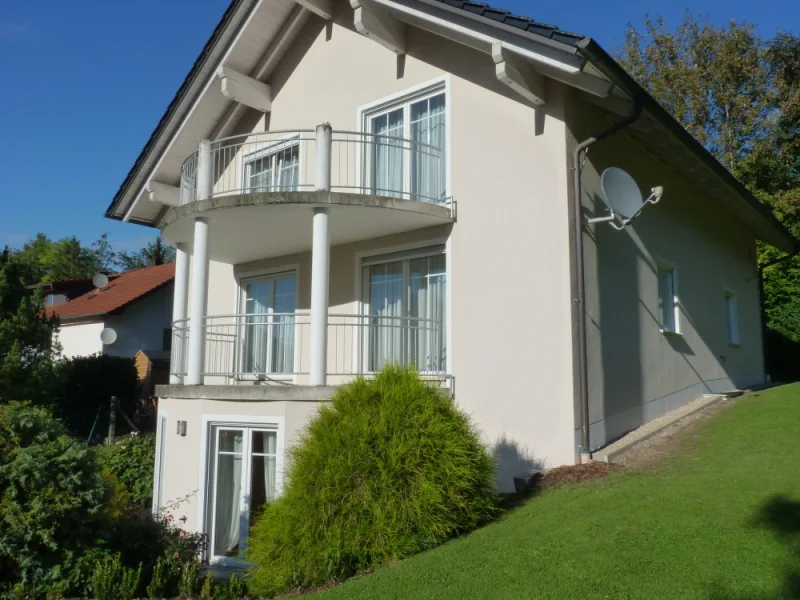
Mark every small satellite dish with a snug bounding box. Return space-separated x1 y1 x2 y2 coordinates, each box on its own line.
92 272 109 289
100 328 117 345
589 167 664 230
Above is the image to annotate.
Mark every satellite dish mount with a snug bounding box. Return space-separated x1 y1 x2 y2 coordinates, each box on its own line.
588 167 664 231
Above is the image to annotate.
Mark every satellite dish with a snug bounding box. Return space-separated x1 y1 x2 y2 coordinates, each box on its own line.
601 168 644 219
100 328 117 345
92 272 109 289
589 167 665 230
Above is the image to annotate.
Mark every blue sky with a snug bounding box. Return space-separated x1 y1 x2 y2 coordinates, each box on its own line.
0 0 796 252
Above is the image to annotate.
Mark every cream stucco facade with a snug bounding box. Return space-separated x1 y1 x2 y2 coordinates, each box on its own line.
106 0 792 565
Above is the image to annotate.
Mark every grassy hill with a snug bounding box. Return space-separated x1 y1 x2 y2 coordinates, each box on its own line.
314 384 800 600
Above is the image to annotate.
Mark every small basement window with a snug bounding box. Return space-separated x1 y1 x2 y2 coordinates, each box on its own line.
724 289 740 345
657 262 679 334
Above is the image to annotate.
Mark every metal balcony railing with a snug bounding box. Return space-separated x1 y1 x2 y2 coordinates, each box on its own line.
169 312 447 382
179 128 447 207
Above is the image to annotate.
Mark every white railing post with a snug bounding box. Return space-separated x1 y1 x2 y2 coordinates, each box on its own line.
170 242 190 384
197 139 213 201
310 124 332 386
186 218 210 385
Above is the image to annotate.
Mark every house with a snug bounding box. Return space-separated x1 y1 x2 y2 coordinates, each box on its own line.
47 264 175 359
104 0 798 566
30 276 103 308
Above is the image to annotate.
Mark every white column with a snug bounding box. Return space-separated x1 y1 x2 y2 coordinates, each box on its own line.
197 139 213 201
310 124 332 386
186 220 211 386
170 242 189 384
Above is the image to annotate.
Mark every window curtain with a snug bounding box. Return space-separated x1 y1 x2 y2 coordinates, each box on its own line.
249 156 273 192
213 430 243 557
249 431 278 523
365 261 404 371
372 109 404 199
408 254 446 371
277 145 299 191
411 94 446 204
270 277 296 373
244 281 271 374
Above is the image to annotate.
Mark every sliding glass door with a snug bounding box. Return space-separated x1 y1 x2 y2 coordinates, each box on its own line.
207 425 278 565
241 273 297 377
362 247 446 373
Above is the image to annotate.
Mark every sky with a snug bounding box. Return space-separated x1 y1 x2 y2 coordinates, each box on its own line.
0 0 797 253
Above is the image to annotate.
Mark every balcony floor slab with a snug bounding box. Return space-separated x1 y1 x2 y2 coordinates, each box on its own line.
156 384 339 402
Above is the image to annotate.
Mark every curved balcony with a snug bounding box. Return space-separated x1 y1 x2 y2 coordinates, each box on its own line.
170 312 448 386
161 127 453 263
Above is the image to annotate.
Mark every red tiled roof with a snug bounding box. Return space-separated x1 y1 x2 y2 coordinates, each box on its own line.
45 263 175 320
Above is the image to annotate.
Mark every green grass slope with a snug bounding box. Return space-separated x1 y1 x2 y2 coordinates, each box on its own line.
314 384 800 600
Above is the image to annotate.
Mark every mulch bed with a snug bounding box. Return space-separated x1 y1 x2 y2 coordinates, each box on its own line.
536 461 623 490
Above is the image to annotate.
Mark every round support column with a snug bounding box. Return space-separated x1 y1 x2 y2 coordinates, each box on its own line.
170 242 189 384
309 207 330 386
186 218 210 385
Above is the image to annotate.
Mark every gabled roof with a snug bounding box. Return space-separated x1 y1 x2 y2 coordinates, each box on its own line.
46 263 175 321
104 0 800 253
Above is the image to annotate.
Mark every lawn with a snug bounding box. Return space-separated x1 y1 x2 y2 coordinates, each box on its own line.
314 384 800 600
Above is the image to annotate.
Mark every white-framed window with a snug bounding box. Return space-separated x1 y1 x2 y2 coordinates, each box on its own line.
656 261 680 334
724 288 740 345
243 138 300 193
360 245 447 373
205 422 280 566
238 272 297 376
45 293 55 306
362 84 447 204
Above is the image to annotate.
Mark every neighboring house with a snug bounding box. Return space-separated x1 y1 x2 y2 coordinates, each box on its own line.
30 276 106 308
47 264 175 359
104 0 798 565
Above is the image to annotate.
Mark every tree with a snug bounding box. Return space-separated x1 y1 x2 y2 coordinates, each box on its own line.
16 233 117 284
116 238 175 271
0 249 60 404
619 16 800 364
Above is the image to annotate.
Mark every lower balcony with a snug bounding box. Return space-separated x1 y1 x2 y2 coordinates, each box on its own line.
169 312 448 386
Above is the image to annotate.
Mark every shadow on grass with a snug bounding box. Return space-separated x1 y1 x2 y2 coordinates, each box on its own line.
708 496 800 599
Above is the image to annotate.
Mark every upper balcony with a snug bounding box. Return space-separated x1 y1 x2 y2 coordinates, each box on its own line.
160 125 454 263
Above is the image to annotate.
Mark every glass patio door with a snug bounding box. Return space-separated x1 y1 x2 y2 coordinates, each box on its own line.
208 426 278 565
241 274 297 376
362 248 446 372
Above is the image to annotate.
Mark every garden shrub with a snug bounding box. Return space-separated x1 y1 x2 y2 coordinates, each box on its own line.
98 433 156 507
247 366 496 596
0 402 110 598
91 554 141 600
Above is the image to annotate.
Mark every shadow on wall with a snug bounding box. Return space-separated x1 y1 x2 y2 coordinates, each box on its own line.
492 436 542 492
707 495 800 599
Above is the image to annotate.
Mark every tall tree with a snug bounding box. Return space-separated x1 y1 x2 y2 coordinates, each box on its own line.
619 17 800 354
16 233 117 284
116 238 175 271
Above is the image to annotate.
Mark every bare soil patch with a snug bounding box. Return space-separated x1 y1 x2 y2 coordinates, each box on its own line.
537 461 623 490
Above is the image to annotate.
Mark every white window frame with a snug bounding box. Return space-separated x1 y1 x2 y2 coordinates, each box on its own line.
197 414 285 568
239 133 303 194
235 268 300 383
723 287 740 346
152 409 168 514
355 239 449 378
357 76 450 203
655 258 680 335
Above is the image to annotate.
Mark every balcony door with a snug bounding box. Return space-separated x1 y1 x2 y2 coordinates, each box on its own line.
369 91 446 203
361 246 446 373
240 273 297 377
207 425 278 566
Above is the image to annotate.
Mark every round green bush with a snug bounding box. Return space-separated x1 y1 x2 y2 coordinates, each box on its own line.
247 366 496 596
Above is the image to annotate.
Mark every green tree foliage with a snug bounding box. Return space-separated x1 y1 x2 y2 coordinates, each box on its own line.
0 402 110 597
0 250 59 404
16 232 117 284
619 15 800 357
248 366 496 597
98 434 156 507
116 238 176 271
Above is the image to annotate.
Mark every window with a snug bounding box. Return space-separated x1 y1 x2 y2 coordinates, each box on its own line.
207 425 278 564
724 289 740 345
244 141 299 193
45 293 54 306
240 273 297 376
367 89 446 203
361 246 446 372
657 262 679 333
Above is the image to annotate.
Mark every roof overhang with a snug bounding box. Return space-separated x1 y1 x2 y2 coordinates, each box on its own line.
105 0 799 253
